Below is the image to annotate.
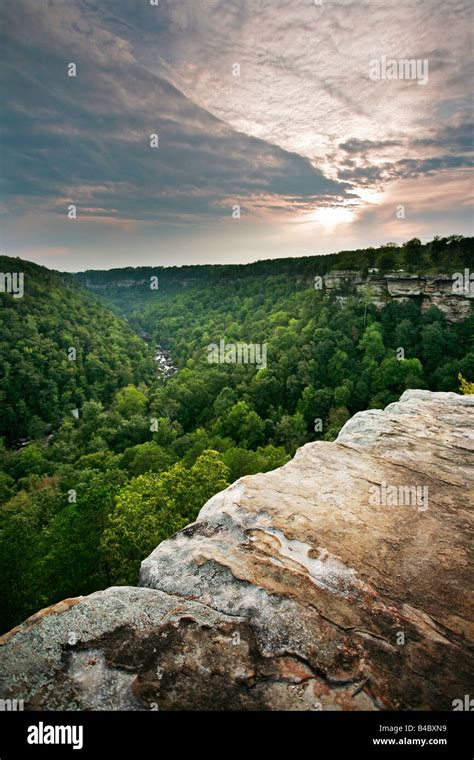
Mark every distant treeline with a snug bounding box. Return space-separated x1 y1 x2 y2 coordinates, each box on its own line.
74 236 474 293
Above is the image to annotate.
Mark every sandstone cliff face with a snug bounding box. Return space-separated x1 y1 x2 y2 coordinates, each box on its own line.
323 271 473 322
1 391 472 711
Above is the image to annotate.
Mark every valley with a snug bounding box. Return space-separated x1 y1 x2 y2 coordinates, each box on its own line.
0 236 473 635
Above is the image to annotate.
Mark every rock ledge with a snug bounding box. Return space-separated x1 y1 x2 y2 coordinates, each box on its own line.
1 390 473 710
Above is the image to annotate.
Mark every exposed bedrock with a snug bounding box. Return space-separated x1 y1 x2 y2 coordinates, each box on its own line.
1 390 473 710
323 271 473 321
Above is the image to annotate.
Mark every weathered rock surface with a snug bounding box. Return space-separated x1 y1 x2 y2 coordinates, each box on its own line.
1 390 473 710
323 271 473 322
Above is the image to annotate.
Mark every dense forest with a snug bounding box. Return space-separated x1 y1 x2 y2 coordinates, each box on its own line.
0 257 156 444
1 237 473 632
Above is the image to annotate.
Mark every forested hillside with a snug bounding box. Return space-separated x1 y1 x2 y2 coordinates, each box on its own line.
0 238 473 633
0 256 155 445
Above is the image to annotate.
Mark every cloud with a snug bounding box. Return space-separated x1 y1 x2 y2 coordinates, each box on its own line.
0 0 472 269
339 139 403 154
0 0 348 229
412 121 474 153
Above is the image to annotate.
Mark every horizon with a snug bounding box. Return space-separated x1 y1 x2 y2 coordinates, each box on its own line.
2 233 469 275
1 0 473 271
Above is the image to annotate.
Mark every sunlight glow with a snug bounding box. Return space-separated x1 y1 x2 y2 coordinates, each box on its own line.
353 188 384 204
308 206 355 229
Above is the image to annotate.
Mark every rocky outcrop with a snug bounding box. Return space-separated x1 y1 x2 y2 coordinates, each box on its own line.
323 271 473 322
1 391 473 710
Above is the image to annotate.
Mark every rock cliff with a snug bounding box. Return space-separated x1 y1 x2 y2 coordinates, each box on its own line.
1 390 472 711
323 271 473 322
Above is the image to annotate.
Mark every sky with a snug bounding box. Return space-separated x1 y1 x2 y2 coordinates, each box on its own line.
0 0 472 272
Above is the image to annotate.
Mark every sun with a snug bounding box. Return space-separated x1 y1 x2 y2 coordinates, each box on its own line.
309 206 354 230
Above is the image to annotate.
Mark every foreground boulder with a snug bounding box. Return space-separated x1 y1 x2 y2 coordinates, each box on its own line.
1 390 473 710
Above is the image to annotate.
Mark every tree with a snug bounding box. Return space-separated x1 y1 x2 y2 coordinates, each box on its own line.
115 385 148 419
213 387 237 418
323 406 350 441
420 322 450 374
102 451 229 585
122 442 173 476
376 250 396 273
393 319 417 356
403 238 422 270
38 471 126 603
0 491 42 630
459 373 474 394
328 349 351 386
359 324 386 364
219 401 266 449
0 471 15 504
358 284 376 325
274 412 307 453
334 381 353 407
222 445 289 482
